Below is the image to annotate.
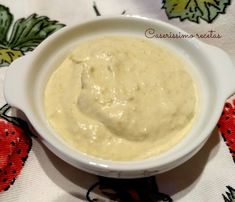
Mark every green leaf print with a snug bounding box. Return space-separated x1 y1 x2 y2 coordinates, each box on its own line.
0 5 65 67
162 0 231 23
7 14 64 52
223 186 235 202
0 5 13 45
0 48 23 67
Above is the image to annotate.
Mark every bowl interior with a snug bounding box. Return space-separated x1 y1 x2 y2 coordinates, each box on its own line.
22 16 221 176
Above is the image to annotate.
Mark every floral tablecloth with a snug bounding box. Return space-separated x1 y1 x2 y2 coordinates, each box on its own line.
0 0 235 201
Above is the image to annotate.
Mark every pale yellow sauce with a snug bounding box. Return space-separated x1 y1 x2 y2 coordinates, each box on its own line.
44 36 198 161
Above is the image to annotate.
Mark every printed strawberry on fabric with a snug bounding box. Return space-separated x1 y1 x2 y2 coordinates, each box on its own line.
0 4 65 192
0 104 32 191
218 101 235 162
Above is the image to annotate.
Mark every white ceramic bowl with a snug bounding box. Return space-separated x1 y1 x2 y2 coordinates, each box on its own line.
4 16 235 178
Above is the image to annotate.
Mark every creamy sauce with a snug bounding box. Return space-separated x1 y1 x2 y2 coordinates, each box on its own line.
44 36 198 161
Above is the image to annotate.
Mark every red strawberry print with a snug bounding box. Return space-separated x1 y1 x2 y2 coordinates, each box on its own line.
218 100 235 162
0 104 32 192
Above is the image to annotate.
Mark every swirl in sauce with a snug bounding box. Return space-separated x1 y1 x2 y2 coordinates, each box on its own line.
44 36 198 161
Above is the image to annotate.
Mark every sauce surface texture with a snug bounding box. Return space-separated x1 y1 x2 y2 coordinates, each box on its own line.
44 36 198 161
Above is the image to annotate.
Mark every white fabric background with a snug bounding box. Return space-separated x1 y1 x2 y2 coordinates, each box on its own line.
0 1 234 201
